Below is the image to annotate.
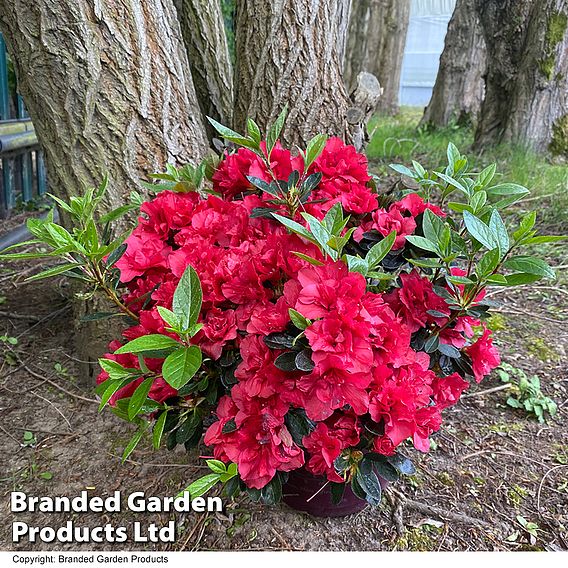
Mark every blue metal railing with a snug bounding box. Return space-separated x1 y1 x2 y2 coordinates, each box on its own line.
0 33 47 218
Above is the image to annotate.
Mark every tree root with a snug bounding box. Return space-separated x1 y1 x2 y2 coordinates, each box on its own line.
386 487 494 530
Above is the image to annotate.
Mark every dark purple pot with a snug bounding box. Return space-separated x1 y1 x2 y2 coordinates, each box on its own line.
282 468 388 518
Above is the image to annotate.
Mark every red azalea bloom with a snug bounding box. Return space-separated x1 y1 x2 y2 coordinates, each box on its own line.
295 260 366 319
431 372 470 409
116 233 171 283
465 327 500 382
385 270 450 333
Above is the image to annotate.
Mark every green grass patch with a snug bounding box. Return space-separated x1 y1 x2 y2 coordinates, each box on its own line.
367 107 568 232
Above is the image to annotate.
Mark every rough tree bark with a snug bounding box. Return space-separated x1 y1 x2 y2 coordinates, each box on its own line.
420 0 486 128
0 0 209 211
175 0 234 133
0 0 210 385
233 0 353 147
336 0 352 67
473 0 568 155
343 0 410 115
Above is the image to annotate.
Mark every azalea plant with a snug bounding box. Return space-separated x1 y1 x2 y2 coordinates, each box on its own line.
2 110 562 508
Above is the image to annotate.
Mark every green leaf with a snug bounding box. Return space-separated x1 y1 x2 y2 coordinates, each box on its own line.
173 265 202 332
152 411 168 450
98 359 139 380
246 118 261 145
504 273 542 286
422 209 446 244
366 231 396 269
272 213 317 244
288 308 310 330
522 235 565 245
386 453 416 475
477 248 501 278
128 377 154 420
486 182 530 198
435 172 470 196
157 306 179 329
476 163 497 188
389 164 416 178
122 422 148 463
405 235 441 255
447 142 460 170
463 210 498 250
98 377 130 411
304 133 327 168
503 256 556 279
291 251 324 266
489 210 510 257
207 117 258 149
266 105 288 157
345 254 369 275
181 473 220 499
114 334 180 355
25 263 82 282
355 467 382 505
162 346 202 390
206 459 227 474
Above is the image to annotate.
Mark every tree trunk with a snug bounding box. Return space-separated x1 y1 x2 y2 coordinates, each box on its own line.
420 0 486 128
343 0 410 115
473 0 568 155
0 0 210 386
175 0 234 134
233 0 352 148
336 0 352 67
0 0 209 212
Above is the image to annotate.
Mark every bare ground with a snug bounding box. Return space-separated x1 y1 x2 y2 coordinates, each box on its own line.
0 248 567 552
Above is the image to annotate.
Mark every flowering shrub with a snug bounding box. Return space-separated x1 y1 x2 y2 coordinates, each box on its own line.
2 110 562 506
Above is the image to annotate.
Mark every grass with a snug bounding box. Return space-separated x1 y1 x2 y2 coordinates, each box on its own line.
367 107 568 232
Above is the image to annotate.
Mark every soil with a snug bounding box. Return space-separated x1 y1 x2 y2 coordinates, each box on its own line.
0 245 567 552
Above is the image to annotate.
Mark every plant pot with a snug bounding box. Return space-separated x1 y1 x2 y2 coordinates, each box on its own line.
282 468 388 518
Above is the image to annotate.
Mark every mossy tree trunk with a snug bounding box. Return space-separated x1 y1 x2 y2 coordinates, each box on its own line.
0 0 210 211
175 0 234 137
473 0 568 155
343 0 410 115
233 0 353 147
421 0 486 128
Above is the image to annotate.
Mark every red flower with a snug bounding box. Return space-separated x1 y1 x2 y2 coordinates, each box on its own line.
385 270 450 333
197 307 238 360
295 260 366 319
116 233 170 282
431 372 470 409
465 327 500 382
212 147 263 199
393 193 445 218
373 436 396 456
371 207 417 250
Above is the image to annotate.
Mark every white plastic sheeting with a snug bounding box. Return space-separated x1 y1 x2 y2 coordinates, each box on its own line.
399 0 457 107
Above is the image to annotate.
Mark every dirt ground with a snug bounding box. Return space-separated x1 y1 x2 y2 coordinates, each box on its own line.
0 241 567 552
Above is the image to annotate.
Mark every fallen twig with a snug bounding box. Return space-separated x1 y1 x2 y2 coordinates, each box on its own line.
0 311 41 322
461 383 512 399
388 487 493 528
537 465 568 513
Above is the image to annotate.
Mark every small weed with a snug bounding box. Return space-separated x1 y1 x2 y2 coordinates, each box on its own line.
508 484 528 507
497 363 557 423
22 431 36 447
